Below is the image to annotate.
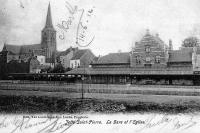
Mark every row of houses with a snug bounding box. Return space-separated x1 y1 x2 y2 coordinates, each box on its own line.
57 47 96 69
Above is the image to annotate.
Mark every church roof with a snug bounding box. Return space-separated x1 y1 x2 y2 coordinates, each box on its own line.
3 44 21 55
3 43 41 55
20 44 42 53
93 52 130 64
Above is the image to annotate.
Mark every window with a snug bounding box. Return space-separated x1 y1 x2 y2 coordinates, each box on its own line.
145 46 151 53
155 55 161 63
75 60 77 67
146 57 151 62
136 55 141 64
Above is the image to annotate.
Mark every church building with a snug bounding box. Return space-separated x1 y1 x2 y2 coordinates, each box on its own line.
0 3 57 67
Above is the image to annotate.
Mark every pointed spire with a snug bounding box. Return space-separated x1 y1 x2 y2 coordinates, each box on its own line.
2 43 7 51
146 29 150 35
45 2 53 28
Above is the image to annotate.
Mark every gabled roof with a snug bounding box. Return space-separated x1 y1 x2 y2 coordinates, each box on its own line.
92 56 100 63
71 49 89 60
59 47 78 56
135 30 168 50
94 52 130 64
138 30 166 49
168 48 193 62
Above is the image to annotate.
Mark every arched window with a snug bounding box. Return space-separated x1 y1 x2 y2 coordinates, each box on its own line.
155 55 161 63
145 46 151 53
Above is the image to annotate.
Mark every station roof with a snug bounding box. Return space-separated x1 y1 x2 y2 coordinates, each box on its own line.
66 67 193 75
168 48 193 63
93 52 130 65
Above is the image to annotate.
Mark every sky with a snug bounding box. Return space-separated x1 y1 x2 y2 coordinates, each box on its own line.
1 0 200 56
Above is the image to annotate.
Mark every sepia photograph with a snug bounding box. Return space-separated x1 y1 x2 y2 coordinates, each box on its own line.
0 0 200 132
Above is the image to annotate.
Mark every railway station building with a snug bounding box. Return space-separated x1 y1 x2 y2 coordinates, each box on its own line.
67 29 200 85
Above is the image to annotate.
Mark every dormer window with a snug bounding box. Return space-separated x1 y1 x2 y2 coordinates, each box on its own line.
155 55 161 63
145 46 151 53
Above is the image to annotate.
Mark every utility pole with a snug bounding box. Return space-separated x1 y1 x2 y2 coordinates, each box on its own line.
81 63 86 99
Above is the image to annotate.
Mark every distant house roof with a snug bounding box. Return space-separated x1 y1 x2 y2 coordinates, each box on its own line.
71 49 89 60
58 47 78 56
196 47 200 54
91 56 100 63
3 44 41 55
168 48 193 62
93 52 130 64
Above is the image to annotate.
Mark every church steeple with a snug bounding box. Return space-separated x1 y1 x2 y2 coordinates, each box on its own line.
45 2 54 28
41 2 57 65
2 43 7 51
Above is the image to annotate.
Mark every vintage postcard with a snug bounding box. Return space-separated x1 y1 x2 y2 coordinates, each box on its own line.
1 0 200 132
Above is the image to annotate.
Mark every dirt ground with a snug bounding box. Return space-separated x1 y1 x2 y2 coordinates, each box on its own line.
0 95 200 114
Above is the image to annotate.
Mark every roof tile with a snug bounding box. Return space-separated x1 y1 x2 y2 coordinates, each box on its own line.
94 52 130 64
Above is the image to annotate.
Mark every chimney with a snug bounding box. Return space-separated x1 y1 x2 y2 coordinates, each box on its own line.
156 33 159 37
146 29 150 35
118 49 122 53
